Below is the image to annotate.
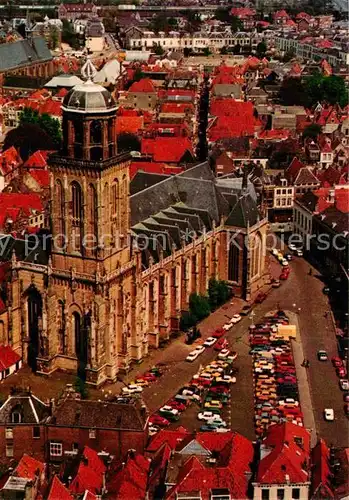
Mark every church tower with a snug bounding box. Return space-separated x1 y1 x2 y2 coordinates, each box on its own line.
44 59 139 384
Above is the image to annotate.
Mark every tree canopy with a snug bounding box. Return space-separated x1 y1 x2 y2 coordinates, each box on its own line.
3 123 56 161
304 73 348 108
303 123 322 140
19 107 62 147
279 77 308 106
256 41 267 57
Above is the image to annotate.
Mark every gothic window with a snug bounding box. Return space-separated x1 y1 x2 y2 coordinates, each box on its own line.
71 182 83 252
103 183 109 225
251 233 262 279
120 174 127 234
55 180 65 246
228 243 239 282
111 179 119 217
58 300 66 355
87 184 97 253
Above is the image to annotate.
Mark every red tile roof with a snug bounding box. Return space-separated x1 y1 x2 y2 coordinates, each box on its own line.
160 102 194 114
0 345 21 371
208 99 260 141
147 427 190 452
47 477 73 500
15 454 45 481
141 136 193 163
311 439 335 499
258 129 290 140
296 11 312 20
0 147 22 176
27 169 50 188
257 423 310 484
129 78 156 93
55 88 69 98
116 116 144 135
107 453 150 500
231 7 256 18
39 99 62 117
274 9 289 18
24 150 50 169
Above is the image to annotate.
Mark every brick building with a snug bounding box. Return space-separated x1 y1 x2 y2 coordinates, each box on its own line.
0 60 269 386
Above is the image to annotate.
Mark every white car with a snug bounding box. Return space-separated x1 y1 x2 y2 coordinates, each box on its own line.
180 390 201 401
218 349 230 359
324 408 334 421
194 345 206 355
279 399 299 406
122 384 143 395
230 314 242 324
271 248 279 256
186 350 200 362
159 405 179 416
223 323 232 331
216 375 236 384
289 244 297 251
204 337 217 347
281 259 289 266
296 249 303 257
198 411 222 421
207 418 227 428
339 379 349 391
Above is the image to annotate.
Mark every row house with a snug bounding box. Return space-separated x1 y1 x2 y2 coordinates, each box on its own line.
0 386 148 465
58 2 98 21
275 36 347 66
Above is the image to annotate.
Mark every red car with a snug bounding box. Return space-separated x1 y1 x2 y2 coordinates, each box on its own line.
149 415 170 427
137 373 157 382
210 385 229 394
213 328 225 339
332 357 343 368
337 367 347 378
214 338 228 350
191 377 211 387
279 272 289 280
255 292 267 304
167 400 186 412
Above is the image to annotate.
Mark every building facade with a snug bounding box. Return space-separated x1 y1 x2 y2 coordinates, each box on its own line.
0 60 268 386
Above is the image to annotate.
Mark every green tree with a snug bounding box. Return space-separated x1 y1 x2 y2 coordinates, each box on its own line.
256 41 267 58
38 113 62 147
74 377 89 399
208 278 230 311
214 7 231 23
19 107 39 126
220 46 228 55
303 123 322 140
203 47 211 57
62 18 80 49
3 123 55 161
49 27 59 50
183 47 193 57
150 13 169 33
168 17 178 29
232 43 241 54
305 73 348 108
189 293 211 321
231 15 243 32
279 77 307 106
117 132 141 153
153 43 164 56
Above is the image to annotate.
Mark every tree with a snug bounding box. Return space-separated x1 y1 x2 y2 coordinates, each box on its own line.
220 46 228 55
153 43 164 56
183 47 193 58
150 13 169 34
117 133 141 153
203 47 211 57
19 108 62 148
303 123 322 140
49 27 59 50
232 43 241 54
283 48 295 62
214 7 231 23
74 377 89 399
279 77 307 106
208 278 230 311
3 123 55 161
230 15 243 32
305 73 348 108
256 41 267 58
168 17 178 29
62 19 80 49
189 293 211 321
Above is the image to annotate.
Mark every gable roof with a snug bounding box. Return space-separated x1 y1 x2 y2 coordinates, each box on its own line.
0 37 52 72
106 453 150 499
257 423 310 484
146 427 190 453
311 439 335 499
69 448 106 495
294 167 319 186
23 150 50 169
15 454 45 481
129 78 156 93
0 345 21 371
0 147 22 176
116 116 144 135
47 476 73 500
0 390 49 424
225 191 260 228
141 136 194 163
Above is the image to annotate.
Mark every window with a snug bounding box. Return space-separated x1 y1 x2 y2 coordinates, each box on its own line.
261 489 270 500
50 442 63 457
11 411 22 423
277 489 285 500
292 488 300 500
33 426 40 439
5 428 13 439
89 429 96 439
6 444 13 457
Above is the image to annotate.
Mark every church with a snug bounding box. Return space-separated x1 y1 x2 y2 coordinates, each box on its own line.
0 60 269 386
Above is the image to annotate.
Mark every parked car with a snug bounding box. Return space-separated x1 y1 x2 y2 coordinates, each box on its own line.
159 407 179 421
212 328 225 339
240 305 252 316
167 400 186 412
218 349 230 359
204 337 217 347
149 415 170 427
122 384 143 395
317 350 328 361
222 323 233 331
255 292 267 303
149 425 160 436
324 408 334 421
132 379 149 387
198 411 222 421
194 345 206 355
285 253 292 261
186 350 200 362
337 367 347 378
215 338 229 351
332 357 343 367
272 279 281 288
230 314 242 324
204 400 223 410
339 379 349 391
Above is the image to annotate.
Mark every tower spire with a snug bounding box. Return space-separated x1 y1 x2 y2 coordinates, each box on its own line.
81 56 97 83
